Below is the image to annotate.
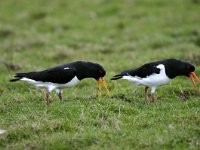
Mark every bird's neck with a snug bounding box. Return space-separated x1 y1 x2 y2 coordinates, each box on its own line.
76 71 94 80
165 68 184 79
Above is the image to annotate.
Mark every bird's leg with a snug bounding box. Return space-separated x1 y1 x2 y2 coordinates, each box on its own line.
145 86 149 104
151 86 157 103
45 91 50 106
58 92 62 100
56 89 62 101
45 87 54 106
152 93 156 103
56 90 63 101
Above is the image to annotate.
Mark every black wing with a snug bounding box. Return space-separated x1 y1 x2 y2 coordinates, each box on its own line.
121 62 161 78
13 67 77 84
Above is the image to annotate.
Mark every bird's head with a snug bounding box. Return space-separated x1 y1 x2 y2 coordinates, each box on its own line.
75 61 110 96
185 63 200 89
181 61 195 77
170 59 200 89
92 64 106 80
79 61 106 79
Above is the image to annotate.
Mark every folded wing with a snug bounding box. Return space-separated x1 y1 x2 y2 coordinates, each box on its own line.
121 63 161 78
10 67 77 84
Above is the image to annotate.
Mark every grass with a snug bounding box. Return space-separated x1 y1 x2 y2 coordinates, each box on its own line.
0 0 200 149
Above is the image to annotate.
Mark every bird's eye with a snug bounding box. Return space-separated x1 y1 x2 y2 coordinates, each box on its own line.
187 65 190 69
99 70 102 73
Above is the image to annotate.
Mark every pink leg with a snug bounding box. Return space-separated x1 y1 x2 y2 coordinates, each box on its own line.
58 92 62 101
145 86 149 104
56 90 63 101
152 93 156 103
45 91 50 106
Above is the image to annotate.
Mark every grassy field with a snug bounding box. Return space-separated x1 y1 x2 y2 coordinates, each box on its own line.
0 0 200 149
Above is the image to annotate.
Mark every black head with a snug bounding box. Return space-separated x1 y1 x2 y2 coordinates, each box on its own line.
164 59 195 78
164 59 200 90
182 62 195 77
72 61 106 80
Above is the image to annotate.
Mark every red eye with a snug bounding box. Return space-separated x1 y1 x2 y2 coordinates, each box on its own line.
187 65 190 69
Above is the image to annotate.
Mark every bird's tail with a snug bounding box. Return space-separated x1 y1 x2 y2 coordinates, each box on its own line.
10 78 21 82
10 73 28 82
110 74 123 80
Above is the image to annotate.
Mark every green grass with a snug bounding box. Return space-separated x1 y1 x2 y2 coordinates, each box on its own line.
0 0 200 149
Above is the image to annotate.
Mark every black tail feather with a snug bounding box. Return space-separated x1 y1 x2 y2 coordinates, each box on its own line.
15 73 28 78
110 74 123 80
10 72 27 82
10 78 21 82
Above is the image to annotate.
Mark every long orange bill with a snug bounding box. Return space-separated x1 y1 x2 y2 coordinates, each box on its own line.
98 78 102 96
191 72 200 83
101 77 110 97
189 73 197 89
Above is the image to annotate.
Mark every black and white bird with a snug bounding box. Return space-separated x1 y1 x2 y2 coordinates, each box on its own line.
10 61 110 105
111 58 200 103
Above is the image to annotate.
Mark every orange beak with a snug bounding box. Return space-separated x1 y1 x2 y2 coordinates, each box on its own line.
189 72 200 89
97 77 110 97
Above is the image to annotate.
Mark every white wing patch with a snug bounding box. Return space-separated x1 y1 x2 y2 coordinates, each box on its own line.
156 64 165 69
64 67 70 70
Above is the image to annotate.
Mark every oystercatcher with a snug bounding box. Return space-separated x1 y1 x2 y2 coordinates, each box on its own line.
111 58 200 103
10 61 110 105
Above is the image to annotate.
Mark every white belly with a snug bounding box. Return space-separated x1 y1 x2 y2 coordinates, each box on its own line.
123 74 171 86
21 76 80 91
122 64 171 87
55 76 80 89
141 73 171 86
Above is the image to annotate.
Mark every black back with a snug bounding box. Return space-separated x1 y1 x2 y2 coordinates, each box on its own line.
61 61 106 80
11 61 106 84
14 68 77 84
122 63 160 78
120 58 195 79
